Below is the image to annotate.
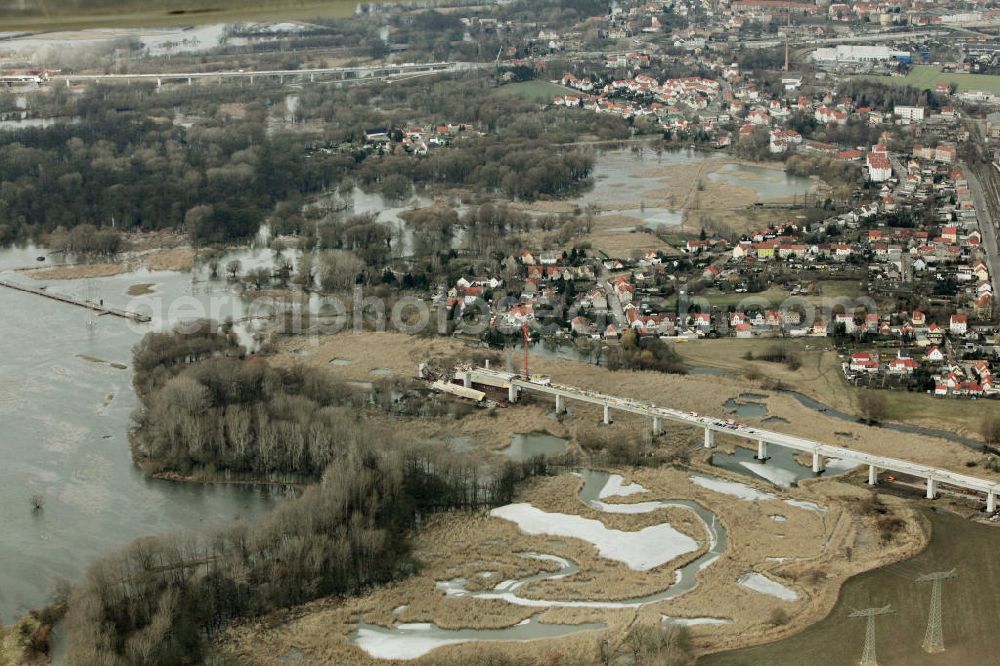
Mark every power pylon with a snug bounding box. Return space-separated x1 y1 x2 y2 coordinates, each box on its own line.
916 569 958 653
849 605 894 666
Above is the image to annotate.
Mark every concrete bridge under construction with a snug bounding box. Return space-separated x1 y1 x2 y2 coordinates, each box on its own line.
459 366 1000 513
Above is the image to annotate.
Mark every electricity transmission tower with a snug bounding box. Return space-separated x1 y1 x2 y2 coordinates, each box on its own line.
916 569 958 653
849 605 894 666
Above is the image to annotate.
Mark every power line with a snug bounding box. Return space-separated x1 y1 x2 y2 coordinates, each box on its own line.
849 605 894 666
916 569 958 653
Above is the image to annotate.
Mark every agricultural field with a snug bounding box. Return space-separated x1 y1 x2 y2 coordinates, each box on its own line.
856 66 1000 95
701 509 1000 666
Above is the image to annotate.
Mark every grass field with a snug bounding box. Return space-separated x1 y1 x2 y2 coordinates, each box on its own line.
676 287 789 308
810 278 867 299
700 510 1000 666
856 66 1000 95
497 80 579 103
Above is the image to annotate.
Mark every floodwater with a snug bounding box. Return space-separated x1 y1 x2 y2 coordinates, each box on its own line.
501 432 568 461
563 148 816 223
711 445 858 489
709 163 815 201
0 244 277 621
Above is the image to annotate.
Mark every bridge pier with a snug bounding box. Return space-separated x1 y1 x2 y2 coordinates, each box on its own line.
187 77 192 85
508 383 518 404
812 451 825 474
652 416 663 437
463 371 472 389
703 428 714 449
555 394 566 415
926 478 937 500
988 491 996 513
756 440 767 461
156 77 162 89
868 465 878 486
66 79 71 87
603 404 611 425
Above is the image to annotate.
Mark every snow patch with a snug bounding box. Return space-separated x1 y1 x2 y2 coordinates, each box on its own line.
589 499 666 514
354 624 466 660
738 572 798 601
824 457 863 475
599 474 648 498
689 475 776 501
784 499 826 513
490 503 698 571
661 615 731 626
436 578 468 597
738 461 798 488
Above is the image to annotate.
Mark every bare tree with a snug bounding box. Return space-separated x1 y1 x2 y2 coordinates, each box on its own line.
981 415 1000 450
857 390 888 424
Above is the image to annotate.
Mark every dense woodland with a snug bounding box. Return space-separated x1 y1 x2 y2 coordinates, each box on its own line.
133 325 401 476
0 75 621 247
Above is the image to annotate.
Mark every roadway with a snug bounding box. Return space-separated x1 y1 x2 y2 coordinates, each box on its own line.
470 367 1000 510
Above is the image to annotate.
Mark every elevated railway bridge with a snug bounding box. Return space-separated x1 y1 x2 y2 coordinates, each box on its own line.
459 367 1000 513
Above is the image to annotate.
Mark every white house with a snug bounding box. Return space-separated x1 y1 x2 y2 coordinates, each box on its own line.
893 105 925 123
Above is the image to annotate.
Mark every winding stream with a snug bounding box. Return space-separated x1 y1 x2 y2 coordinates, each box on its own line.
349 458 730 659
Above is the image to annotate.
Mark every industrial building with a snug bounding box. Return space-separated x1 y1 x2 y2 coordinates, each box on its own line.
811 45 912 66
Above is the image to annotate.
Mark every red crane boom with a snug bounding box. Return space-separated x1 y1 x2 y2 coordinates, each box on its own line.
521 323 530 379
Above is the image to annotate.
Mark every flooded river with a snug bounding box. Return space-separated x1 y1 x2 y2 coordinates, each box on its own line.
0 245 276 621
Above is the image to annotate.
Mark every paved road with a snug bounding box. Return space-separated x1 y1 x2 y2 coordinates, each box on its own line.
962 162 1000 303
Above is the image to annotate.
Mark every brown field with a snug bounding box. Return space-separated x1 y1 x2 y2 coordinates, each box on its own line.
216 457 925 665
144 248 195 272
211 331 961 664
24 245 196 281
275 332 1000 477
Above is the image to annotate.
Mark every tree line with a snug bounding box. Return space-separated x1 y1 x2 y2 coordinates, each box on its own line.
65 323 556 663
66 444 547 664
